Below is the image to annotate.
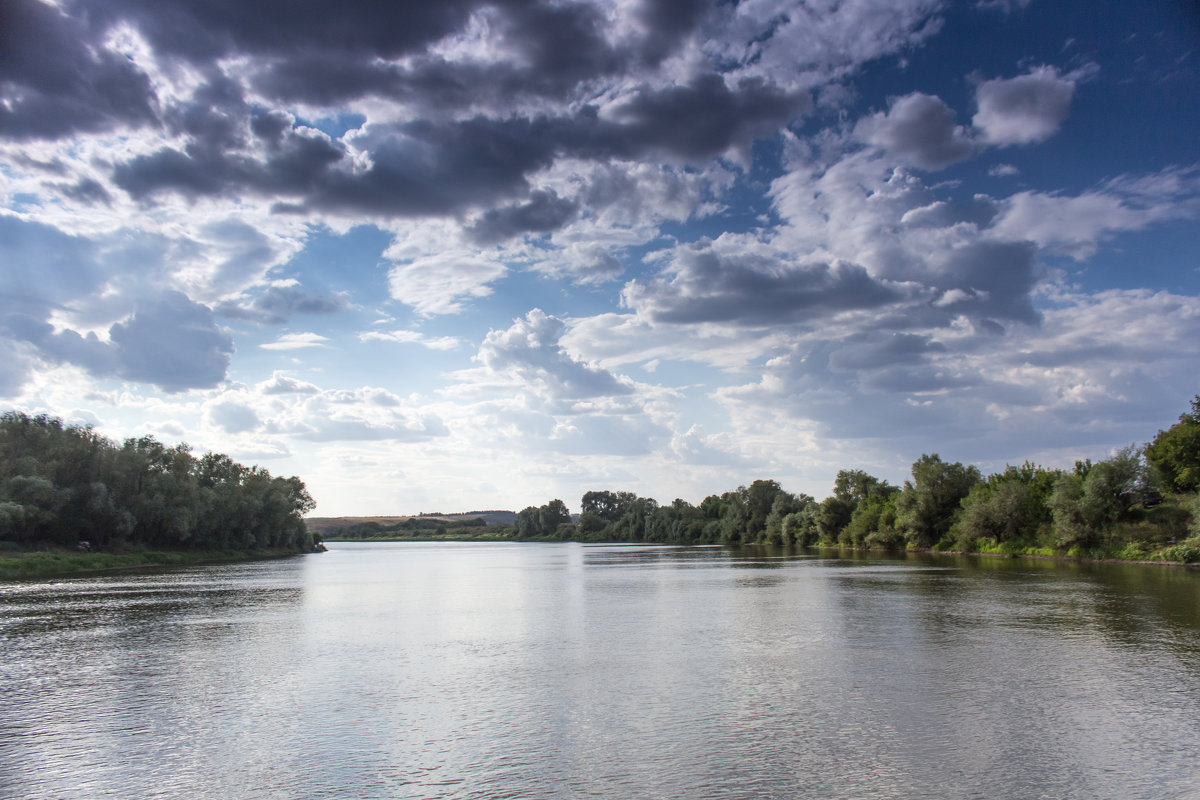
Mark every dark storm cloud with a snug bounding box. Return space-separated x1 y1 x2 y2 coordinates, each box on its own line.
116 76 804 216
467 190 579 244
934 240 1041 324
624 243 900 326
114 125 346 201
34 0 712 116
65 0 487 64
612 74 810 160
216 285 350 325
153 0 709 109
0 0 157 140
6 0 799 216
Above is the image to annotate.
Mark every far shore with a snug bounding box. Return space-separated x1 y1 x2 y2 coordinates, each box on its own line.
321 535 1200 569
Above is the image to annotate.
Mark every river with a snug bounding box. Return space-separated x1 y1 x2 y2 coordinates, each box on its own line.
2 542 1199 799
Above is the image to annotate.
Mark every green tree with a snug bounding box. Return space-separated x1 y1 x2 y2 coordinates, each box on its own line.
895 454 981 548
1049 447 1143 550
1145 395 1200 493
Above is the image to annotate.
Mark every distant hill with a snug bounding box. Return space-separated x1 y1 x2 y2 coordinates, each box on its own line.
305 510 517 532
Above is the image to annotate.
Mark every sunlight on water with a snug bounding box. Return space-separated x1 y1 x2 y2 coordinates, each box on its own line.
2 544 1199 799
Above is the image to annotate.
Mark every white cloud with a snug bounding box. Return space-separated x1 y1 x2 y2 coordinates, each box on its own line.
358 330 460 350
259 332 330 350
993 166 1200 257
973 66 1082 146
385 251 507 316
257 371 321 395
469 309 636 408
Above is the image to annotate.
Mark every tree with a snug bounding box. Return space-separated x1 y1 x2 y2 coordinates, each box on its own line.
764 492 811 545
1049 447 1143 550
952 462 1061 550
895 454 981 548
0 413 318 553
816 496 854 544
539 499 571 538
1145 395 1200 493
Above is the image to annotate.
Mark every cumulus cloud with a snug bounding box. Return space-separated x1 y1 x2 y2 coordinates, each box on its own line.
973 66 1081 146
856 92 975 170
473 309 635 408
207 399 260 434
258 372 321 395
274 388 449 443
107 293 235 391
623 240 902 326
2 290 233 393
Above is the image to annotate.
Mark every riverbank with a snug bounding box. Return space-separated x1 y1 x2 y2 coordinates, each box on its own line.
0 548 316 581
322 533 1200 568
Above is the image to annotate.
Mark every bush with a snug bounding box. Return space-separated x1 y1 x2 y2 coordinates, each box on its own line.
1153 541 1200 564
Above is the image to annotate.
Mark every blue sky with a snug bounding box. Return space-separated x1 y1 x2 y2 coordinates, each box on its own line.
2 0 1198 515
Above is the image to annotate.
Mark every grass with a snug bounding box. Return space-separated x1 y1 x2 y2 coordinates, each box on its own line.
0 548 306 581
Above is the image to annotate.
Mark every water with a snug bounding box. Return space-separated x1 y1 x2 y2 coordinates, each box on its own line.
2 543 1199 799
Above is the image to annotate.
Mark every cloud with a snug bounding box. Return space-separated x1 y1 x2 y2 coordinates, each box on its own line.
215 284 350 324
207 399 260 434
2 290 234 393
0 0 158 141
992 166 1200 257
473 309 635 408
973 66 1080 146
259 332 330 350
106 293 234 391
258 372 321 395
856 92 975 170
386 251 507 315
358 330 460 350
273 388 449 443
466 190 579 244
622 240 903 326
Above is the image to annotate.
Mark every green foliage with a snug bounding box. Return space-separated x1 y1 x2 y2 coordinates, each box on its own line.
326 516 490 540
0 412 319 554
780 504 819 546
895 454 981 548
816 496 853 544
1154 540 1200 564
843 492 898 547
1145 395 1200 492
952 462 1062 551
1049 446 1148 549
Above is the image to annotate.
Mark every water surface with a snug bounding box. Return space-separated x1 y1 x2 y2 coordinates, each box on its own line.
3 543 1199 799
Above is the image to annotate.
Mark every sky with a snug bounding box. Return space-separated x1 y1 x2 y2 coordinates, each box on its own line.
2 0 1199 516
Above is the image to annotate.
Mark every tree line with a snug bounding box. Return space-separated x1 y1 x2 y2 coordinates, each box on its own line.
0 412 321 553
330 516 490 540
511 397 1200 562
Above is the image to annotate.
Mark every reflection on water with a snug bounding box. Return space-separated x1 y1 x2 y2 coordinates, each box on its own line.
2 544 1198 799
